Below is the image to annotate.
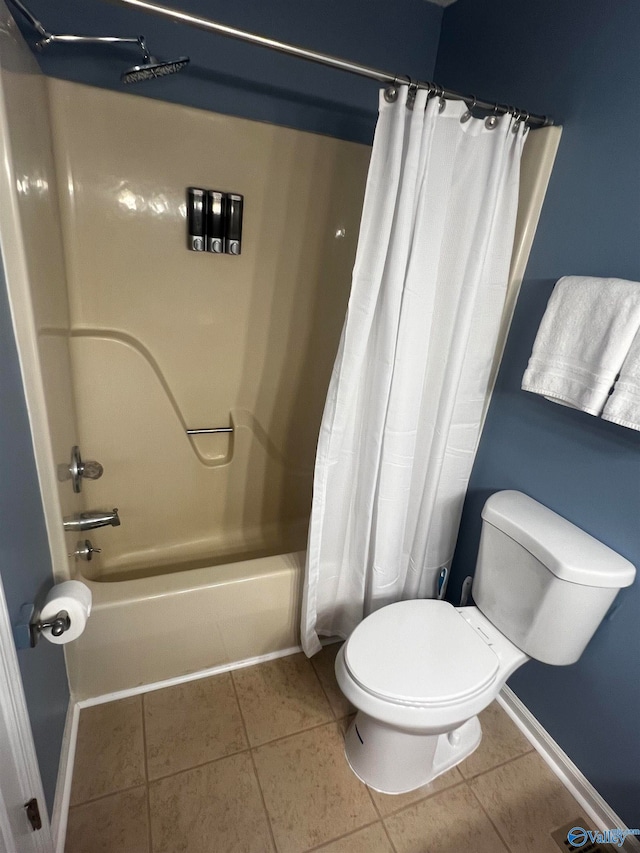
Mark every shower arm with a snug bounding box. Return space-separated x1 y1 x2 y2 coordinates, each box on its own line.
39 34 145 51
8 0 148 56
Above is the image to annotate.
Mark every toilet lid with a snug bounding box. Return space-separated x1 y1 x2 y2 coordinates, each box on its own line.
344 600 499 707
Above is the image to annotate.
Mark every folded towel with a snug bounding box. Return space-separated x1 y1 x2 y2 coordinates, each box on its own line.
602 328 640 430
522 276 640 416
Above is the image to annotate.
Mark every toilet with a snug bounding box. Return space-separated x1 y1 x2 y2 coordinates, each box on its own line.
334 490 636 794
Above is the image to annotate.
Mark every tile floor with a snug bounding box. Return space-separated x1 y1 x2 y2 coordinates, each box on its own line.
66 645 586 853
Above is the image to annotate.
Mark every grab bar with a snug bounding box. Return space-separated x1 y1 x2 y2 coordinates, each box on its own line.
186 427 234 435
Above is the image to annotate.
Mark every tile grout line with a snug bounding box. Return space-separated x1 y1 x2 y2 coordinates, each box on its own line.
308 654 342 722
465 748 587 853
357 754 395 850
381 819 399 853
465 780 514 852
69 696 150 813
143 744 250 784
363 775 385 822
232 655 336 746
229 670 279 853
302 819 385 852
140 694 153 853
331 718 400 853
377 777 469 820
460 745 536 783
243 712 345 751
68 780 149 810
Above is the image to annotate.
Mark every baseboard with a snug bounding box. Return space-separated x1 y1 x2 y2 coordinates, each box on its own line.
498 686 640 852
51 699 80 853
76 644 303 708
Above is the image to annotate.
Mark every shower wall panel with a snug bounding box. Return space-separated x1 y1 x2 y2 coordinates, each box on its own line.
47 79 370 576
0 12 81 579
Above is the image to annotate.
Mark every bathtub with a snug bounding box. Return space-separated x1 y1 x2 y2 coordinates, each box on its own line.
65 550 304 701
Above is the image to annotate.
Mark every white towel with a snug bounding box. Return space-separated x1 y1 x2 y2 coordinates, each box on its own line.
602 328 640 430
522 276 640 416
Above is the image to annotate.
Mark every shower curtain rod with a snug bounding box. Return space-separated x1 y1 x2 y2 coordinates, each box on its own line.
112 0 552 128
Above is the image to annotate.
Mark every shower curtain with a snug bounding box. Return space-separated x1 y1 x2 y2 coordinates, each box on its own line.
301 86 527 656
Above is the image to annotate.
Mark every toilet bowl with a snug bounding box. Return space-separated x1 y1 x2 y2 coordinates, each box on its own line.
335 600 528 793
332 491 636 794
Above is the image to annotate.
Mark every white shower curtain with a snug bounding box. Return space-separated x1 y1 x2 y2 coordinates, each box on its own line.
301 87 527 656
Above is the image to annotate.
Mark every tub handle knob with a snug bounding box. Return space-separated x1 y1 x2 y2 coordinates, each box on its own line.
68 446 104 493
82 459 104 480
71 539 102 561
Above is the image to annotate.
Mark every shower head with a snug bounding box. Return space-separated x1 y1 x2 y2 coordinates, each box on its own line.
121 44 189 83
7 0 189 84
121 56 189 84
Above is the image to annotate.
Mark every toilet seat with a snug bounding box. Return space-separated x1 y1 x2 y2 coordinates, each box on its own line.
343 600 499 709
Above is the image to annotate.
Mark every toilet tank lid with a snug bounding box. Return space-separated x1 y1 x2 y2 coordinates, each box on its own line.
482 491 636 589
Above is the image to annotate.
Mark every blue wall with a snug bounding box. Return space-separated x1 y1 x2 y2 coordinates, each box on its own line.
14 0 443 143
0 260 69 815
437 0 640 827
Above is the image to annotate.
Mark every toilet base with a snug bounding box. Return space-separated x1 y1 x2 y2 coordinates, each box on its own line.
343 712 481 794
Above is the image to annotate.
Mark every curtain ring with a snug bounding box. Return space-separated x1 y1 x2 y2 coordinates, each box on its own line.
406 78 418 111
384 84 398 103
384 77 398 103
512 108 523 133
383 86 398 103
384 74 411 104
460 95 476 124
485 102 500 130
437 84 447 113
384 74 409 103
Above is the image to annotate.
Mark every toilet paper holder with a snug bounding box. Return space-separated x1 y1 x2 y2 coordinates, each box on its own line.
13 603 72 649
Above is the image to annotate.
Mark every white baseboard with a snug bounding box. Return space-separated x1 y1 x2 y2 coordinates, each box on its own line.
498 686 640 852
76 644 303 708
51 699 80 853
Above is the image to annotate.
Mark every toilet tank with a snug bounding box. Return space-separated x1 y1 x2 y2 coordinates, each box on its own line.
472 491 636 665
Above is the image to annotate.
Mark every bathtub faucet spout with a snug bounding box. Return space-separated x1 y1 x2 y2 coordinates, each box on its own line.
63 508 121 532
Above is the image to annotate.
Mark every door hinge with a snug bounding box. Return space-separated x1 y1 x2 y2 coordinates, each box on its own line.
25 798 42 831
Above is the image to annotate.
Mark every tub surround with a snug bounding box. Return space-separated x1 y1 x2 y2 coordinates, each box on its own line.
0 6 81 585
47 79 369 581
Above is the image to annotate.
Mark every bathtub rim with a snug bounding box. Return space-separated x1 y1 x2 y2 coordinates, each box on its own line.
76 548 307 609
